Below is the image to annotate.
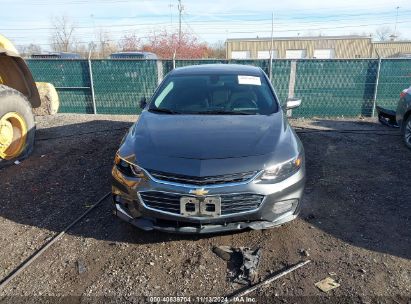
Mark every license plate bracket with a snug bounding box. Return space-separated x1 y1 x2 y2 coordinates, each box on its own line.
180 196 221 217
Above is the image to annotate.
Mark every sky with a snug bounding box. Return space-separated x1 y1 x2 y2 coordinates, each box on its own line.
1 0 411 51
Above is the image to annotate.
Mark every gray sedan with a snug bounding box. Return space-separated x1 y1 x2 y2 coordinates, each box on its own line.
112 64 305 234
396 87 411 149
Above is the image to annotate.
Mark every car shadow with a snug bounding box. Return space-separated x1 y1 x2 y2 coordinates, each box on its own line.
294 117 397 131
0 117 410 259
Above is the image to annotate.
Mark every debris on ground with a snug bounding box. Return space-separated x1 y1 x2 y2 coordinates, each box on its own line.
225 260 311 301
213 246 262 285
1 116 410 298
76 260 87 274
212 245 232 261
315 277 340 292
14 160 21 165
299 248 310 257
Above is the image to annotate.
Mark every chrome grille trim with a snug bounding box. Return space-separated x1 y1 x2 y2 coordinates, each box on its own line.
145 170 259 187
139 191 265 216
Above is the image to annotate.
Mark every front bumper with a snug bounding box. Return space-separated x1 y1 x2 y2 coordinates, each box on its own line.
112 165 305 234
376 106 399 128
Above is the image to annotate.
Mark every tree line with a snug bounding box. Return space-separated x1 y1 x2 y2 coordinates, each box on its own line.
18 15 225 59
17 15 404 59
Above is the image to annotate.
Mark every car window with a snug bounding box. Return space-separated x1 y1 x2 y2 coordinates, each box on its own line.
150 74 278 115
154 81 174 107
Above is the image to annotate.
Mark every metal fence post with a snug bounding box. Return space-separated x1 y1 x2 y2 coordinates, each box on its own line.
88 52 97 114
157 60 164 85
372 57 382 118
286 60 297 117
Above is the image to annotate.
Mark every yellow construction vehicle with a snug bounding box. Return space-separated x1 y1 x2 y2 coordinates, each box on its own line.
0 34 41 165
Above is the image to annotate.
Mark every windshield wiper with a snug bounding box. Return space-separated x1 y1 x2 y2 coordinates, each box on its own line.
193 110 257 115
149 108 181 114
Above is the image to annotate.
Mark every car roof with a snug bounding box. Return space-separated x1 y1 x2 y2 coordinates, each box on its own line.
170 64 263 76
31 52 80 58
111 51 155 55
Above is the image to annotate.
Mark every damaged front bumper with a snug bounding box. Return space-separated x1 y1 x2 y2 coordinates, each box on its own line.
376 106 399 128
112 165 305 234
114 202 298 234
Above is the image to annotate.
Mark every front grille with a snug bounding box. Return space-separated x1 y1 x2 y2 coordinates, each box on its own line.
140 192 181 214
139 191 264 215
221 194 264 214
147 170 258 186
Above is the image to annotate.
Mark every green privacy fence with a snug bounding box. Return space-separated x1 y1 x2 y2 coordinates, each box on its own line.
293 60 379 117
92 60 158 114
377 59 411 110
26 59 411 117
27 60 92 113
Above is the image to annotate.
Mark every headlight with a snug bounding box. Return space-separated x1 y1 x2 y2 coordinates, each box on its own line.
260 153 303 182
114 153 144 178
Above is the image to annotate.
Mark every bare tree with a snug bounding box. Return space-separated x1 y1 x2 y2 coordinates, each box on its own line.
50 15 76 52
73 43 88 58
96 29 118 58
27 43 42 54
375 26 393 41
18 43 42 57
118 32 141 52
141 30 208 59
206 41 226 59
348 31 371 37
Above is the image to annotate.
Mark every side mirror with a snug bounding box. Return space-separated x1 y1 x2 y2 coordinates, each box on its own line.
139 97 147 109
286 98 301 110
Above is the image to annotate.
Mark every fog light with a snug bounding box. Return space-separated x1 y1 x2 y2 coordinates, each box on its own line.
272 199 298 214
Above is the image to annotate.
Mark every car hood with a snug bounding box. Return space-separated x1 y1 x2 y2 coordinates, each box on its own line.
118 111 301 176
136 111 286 158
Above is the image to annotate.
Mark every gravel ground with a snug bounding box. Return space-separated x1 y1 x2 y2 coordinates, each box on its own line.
0 114 410 303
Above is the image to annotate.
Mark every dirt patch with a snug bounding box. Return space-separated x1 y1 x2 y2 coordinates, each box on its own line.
0 114 410 302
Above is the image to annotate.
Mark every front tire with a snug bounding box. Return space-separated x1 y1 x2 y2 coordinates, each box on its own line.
403 115 411 150
0 85 35 165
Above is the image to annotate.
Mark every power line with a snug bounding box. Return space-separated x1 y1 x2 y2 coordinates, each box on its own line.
2 0 147 5
7 12 411 48
2 0 405 15
182 16 202 42
11 18 411 48
208 20 411 35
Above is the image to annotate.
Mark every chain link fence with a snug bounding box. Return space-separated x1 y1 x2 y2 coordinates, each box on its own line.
27 59 92 113
293 59 379 117
377 59 411 111
92 60 159 114
26 58 411 117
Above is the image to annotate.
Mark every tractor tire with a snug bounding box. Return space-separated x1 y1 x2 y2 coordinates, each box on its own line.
0 84 36 167
33 82 59 116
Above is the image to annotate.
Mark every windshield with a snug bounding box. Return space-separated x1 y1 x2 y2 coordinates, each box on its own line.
148 73 278 115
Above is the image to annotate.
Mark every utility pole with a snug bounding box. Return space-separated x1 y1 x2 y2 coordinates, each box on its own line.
394 6 400 38
168 1 174 24
178 0 183 46
269 12 274 81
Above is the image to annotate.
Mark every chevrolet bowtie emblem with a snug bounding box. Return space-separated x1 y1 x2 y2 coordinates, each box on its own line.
189 188 209 196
